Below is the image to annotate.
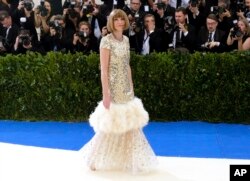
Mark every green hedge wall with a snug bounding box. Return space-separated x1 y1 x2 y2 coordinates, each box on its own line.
0 51 249 123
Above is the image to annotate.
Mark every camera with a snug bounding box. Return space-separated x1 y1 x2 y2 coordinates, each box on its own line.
19 17 32 46
19 31 31 46
230 25 243 38
82 4 95 15
48 20 63 37
131 13 143 33
77 31 87 38
76 31 89 43
37 0 48 17
64 0 79 18
20 0 34 11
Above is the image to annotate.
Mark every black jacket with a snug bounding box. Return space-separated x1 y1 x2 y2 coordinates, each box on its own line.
169 24 196 52
196 26 228 53
135 27 168 54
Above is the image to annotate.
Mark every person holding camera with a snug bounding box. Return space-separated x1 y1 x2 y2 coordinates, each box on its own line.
63 0 82 30
135 13 167 54
40 20 62 52
41 14 75 52
83 4 107 40
210 0 234 33
169 7 196 53
0 10 19 54
123 0 146 51
153 2 175 31
34 0 52 36
160 0 176 16
123 0 146 20
95 0 152 13
227 18 250 51
186 0 206 33
196 13 227 52
72 21 98 54
236 0 250 20
13 28 44 54
12 0 38 42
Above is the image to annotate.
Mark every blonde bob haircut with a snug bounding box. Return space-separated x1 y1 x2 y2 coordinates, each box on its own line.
106 9 129 32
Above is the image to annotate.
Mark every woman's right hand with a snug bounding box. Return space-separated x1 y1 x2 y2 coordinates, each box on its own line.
103 94 111 109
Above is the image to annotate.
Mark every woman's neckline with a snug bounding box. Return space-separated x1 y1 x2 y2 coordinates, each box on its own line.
111 33 124 42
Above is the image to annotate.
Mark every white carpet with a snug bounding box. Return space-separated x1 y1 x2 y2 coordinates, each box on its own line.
0 142 249 181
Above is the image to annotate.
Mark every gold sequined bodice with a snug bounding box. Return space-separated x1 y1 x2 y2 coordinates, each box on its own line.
100 34 134 103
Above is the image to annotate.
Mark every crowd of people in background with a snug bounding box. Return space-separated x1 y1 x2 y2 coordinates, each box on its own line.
0 0 250 55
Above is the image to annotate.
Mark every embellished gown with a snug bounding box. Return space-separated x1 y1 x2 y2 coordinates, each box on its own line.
80 34 158 173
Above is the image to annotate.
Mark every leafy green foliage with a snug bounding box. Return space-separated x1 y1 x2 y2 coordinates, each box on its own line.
0 51 249 123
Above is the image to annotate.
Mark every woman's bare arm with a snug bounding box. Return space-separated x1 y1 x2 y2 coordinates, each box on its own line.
100 47 111 109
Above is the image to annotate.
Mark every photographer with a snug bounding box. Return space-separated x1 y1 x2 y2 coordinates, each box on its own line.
153 2 175 30
168 7 196 53
63 0 97 31
41 14 75 52
0 10 19 54
92 0 124 13
63 0 82 30
123 0 146 31
72 21 98 54
123 0 146 50
196 14 227 52
123 0 146 20
12 0 38 41
81 4 107 40
236 0 250 19
155 0 175 16
187 0 206 33
210 0 234 33
34 0 52 35
95 0 152 13
13 28 44 54
135 13 167 54
227 18 250 50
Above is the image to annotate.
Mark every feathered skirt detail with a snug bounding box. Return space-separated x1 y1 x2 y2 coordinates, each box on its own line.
89 97 149 134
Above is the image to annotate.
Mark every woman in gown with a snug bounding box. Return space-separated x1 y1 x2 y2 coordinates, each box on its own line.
80 9 158 173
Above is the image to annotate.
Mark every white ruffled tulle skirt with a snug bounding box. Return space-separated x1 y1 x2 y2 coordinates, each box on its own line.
80 97 158 173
